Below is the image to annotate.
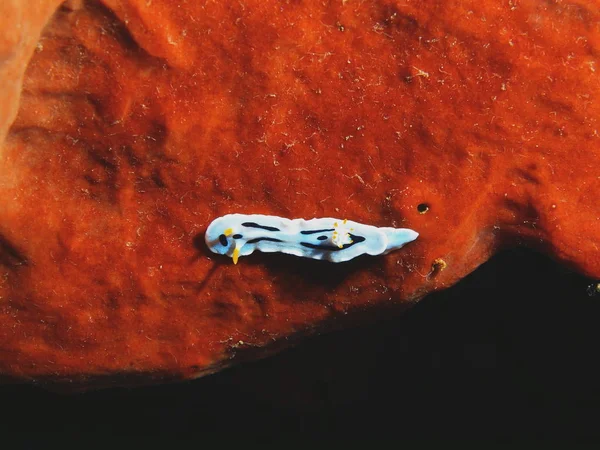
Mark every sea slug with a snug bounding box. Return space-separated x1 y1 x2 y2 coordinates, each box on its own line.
205 214 418 264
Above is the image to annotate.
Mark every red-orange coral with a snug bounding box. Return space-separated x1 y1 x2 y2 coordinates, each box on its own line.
0 0 599 388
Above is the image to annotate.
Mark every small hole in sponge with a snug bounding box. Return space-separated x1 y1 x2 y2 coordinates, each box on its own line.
432 258 447 272
417 203 430 214
427 258 448 279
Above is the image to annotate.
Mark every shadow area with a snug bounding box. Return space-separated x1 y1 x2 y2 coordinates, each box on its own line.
245 249 386 291
193 228 387 296
0 232 28 270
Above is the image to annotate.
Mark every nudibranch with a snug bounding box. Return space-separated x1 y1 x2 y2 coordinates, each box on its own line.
205 214 418 264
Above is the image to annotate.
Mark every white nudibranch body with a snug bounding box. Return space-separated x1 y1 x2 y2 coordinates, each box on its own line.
205 214 418 264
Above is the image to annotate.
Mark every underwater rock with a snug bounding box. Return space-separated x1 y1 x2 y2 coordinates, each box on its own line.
0 0 599 389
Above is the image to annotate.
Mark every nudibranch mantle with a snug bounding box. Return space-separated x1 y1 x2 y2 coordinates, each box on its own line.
205 214 418 264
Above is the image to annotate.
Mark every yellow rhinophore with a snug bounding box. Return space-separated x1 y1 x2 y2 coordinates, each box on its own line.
232 247 240 264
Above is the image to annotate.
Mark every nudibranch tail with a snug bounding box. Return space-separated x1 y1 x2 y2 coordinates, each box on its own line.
205 214 418 264
381 228 419 254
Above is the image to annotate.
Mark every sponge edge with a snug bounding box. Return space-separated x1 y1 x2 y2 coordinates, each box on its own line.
205 214 418 264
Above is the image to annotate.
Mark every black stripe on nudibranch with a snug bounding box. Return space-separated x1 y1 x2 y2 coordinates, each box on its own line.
301 234 366 251
219 234 228 246
300 228 335 235
246 237 284 244
317 236 328 241
242 222 280 232
232 234 243 239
